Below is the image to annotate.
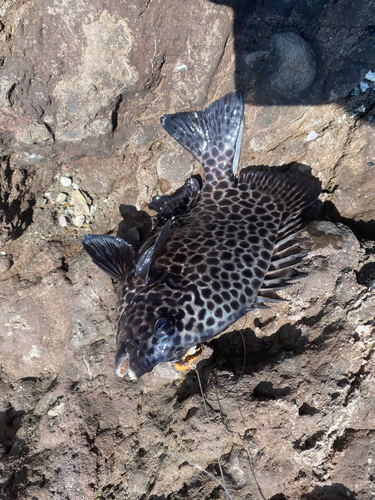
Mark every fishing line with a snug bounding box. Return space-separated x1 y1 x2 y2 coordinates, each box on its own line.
205 320 248 403
161 451 234 500
194 368 233 500
199 313 266 499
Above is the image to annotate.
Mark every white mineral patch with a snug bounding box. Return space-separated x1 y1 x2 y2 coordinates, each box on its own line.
355 325 372 336
72 190 90 216
365 70 375 83
73 215 85 227
360 81 370 92
22 345 41 362
60 176 72 187
174 63 187 72
0 251 6 255
58 216 67 227
47 399 65 417
305 131 318 142
357 105 366 113
44 192 54 204
55 192 67 204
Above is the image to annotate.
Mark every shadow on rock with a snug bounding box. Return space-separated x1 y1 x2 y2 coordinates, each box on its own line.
0 466 28 500
208 322 308 376
0 407 25 456
301 483 357 499
209 0 375 119
0 158 36 245
252 380 291 400
312 200 375 241
116 204 153 252
174 323 307 404
356 261 375 289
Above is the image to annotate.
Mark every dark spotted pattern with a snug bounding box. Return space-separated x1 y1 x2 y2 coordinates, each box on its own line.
83 91 321 380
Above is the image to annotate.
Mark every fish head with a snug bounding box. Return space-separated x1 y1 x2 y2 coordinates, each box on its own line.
115 289 186 380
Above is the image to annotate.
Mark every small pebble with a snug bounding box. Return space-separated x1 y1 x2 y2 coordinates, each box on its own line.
357 105 366 113
0 255 12 274
73 215 86 227
89 84 97 91
365 70 375 83
306 131 318 142
360 81 370 92
55 192 67 204
60 176 72 187
59 216 67 227
351 87 361 97
72 190 90 216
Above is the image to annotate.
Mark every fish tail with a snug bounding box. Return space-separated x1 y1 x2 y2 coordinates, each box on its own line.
160 90 244 181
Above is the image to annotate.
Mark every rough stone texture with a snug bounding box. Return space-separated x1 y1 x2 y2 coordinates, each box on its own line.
1 0 375 499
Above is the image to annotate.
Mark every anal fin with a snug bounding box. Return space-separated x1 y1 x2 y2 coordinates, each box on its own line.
253 217 311 305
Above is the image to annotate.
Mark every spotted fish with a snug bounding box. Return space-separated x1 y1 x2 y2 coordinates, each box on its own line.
82 91 321 380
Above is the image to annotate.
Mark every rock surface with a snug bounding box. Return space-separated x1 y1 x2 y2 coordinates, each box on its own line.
1 0 375 499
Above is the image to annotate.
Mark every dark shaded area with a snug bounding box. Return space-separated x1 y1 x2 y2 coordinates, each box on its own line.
111 94 123 134
174 322 307 403
299 402 319 416
0 156 36 243
0 466 28 500
0 407 25 456
332 427 360 453
116 204 153 252
209 0 375 113
301 483 357 500
209 322 307 375
252 380 290 400
312 200 375 242
356 261 375 288
293 430 325 451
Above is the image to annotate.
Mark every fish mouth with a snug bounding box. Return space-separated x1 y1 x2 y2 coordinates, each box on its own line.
115 340 152 380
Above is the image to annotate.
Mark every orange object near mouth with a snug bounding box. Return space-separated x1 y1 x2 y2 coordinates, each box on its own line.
174 345 203 372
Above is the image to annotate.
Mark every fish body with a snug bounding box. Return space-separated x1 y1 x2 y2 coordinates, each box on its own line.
83 91 321 380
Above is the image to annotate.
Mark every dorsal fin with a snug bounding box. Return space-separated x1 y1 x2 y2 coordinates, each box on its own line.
149 177 201 220
82 235 134 281
160 90 244 183
135 220 171 283
238 169 321 222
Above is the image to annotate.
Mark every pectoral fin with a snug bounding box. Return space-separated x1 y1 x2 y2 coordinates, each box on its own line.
82 235 134 281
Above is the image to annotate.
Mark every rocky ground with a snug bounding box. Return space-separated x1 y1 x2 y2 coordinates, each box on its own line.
1 0 375 498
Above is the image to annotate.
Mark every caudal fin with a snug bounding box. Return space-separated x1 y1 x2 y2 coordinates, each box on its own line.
160 91 244 182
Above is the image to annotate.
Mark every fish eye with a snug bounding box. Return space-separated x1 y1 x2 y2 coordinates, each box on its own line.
155 318 166 330
153 315 175 336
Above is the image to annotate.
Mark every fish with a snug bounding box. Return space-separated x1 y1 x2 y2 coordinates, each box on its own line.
82 90 321 380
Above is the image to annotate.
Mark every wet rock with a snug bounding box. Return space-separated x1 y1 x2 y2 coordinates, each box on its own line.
268 32 316 98
0 254 12 274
